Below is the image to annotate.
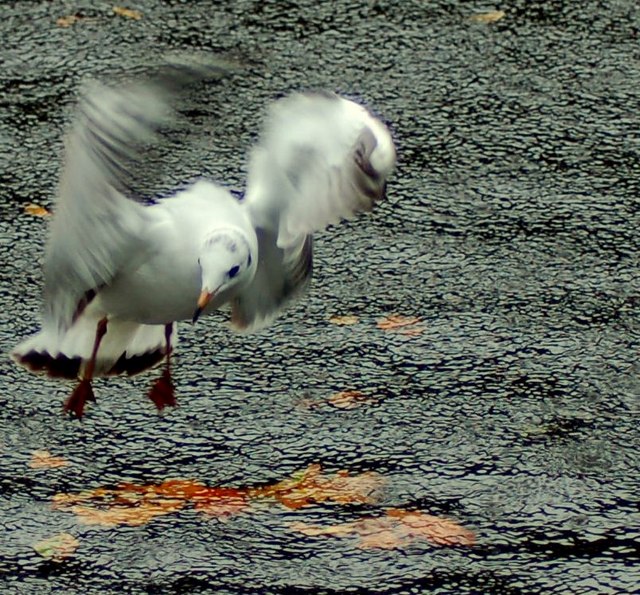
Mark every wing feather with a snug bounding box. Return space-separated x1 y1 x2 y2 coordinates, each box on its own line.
234 92 395 329
42 58 231 335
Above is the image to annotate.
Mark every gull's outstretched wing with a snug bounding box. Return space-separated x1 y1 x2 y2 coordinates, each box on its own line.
232 92 396 331
42 59 230 336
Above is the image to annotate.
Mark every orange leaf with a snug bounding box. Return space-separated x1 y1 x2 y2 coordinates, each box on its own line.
251 465 384 509
469 10 506 23
290 517 405 549
328 315 359 326
71 499 184 527
387 509 476 546
53 481 188 527
29 450 69 469
56 15 83 28
192 487 249 518
24 203 51 217
290 521 357 538
113 6 142 19
292 510 475 550
327 390 373 410
52 479 250 527
33 533 79 561
376 314 423 334
354 517 407 549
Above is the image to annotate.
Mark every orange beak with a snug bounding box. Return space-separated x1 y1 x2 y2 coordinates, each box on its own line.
192 290 214 323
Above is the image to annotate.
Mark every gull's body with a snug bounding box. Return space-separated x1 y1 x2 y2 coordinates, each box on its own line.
98 182 257 324
11 61 396 416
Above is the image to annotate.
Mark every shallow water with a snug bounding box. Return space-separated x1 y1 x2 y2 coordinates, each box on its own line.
1 1 639 593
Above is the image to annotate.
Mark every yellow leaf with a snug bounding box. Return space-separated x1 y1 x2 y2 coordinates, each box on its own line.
24 203 51 217
376 314 423 334
327 390 372 409
53 479 249 527
250 465 384 509
387 508 476 546
113 6 142 20
355 517 407 549
292 510 475 550
72 500 184 527
56 15 82 28
33 533 79 561
469 10 506 23
290 517 405 549
328 315 359 326
290 521 357 538
29 450 69 469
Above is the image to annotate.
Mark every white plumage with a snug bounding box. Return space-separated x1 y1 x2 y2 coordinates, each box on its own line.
11 60 396 416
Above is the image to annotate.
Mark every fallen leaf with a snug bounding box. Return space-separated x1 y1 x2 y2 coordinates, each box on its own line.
56 14 83 28
29 450 69 469
387 508 476 546
33 533 79 561
355 517 407 549
53 479 249 527
24 203 51 217
469 10 506 23
73 501 183 527
113 6 142 20
291 509 475 550
290 521 357 538
192 487 250 518
376 314 423 335
328 315 359 326
251 465 385 509
327 390 373 409
53 481 189 527
290 517 404 549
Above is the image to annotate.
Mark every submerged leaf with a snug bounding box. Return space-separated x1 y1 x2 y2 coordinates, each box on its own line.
29 450 69 469
193 488 250 518
376 314 423 335
113 6 142 20
251 465 384 509
469 10 506 23
33 533 79 561
24 203 51 217
387 509 476 546
56 15 83 28
53 479 249 527
328 315 359 326
290 521 357 538
291 509 475 550
327 390 373 409
53 480 196 527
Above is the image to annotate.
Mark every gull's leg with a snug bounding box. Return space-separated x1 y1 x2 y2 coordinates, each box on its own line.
147 324 176 411
65 317 108 418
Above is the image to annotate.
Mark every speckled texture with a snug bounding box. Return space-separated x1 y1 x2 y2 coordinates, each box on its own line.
0 1 639 593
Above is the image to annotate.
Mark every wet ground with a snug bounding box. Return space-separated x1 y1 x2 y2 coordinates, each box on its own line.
1 0 639 593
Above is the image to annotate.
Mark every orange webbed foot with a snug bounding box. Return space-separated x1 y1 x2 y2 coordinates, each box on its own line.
147 368 176 411
64 379 95 418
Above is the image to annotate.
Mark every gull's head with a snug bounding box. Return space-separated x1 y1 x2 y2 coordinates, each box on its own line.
193 229 253 322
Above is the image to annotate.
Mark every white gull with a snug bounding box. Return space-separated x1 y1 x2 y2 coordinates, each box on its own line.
11 60 396 417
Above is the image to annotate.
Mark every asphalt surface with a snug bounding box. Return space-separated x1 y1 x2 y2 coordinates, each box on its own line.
1 1 639 593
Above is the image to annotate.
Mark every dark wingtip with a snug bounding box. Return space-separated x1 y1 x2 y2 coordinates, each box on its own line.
108 349 165 377
17 350 82 380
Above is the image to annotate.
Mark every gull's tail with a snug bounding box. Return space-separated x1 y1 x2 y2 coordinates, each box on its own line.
11 316 175 379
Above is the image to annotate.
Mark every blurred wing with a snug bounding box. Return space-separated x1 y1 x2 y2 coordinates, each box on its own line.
43 58 231 335
231 230 312 332
244 91 396 247
234 91 396 330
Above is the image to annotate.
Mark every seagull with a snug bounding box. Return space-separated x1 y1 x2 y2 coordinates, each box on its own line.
11 60 396 418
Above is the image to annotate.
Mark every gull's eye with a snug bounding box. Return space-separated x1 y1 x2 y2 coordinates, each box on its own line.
228 265 240 279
